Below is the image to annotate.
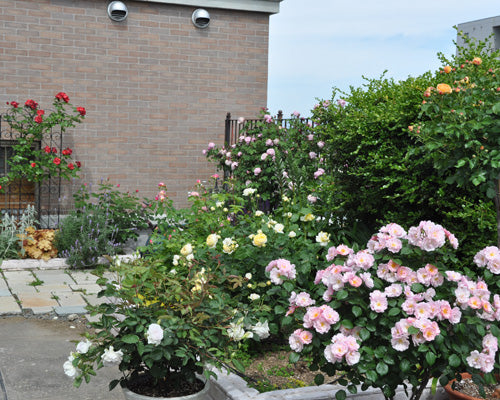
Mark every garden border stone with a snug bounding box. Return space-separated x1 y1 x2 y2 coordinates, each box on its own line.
208 369 448 400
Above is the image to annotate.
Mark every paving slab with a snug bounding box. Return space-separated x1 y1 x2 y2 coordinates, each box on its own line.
55 292 87 307
17 292 59 313
68 271 100 285
53 305 88 316
0 297 21 314
36 283 73 293
32 270 73 285
2 270 34 284
0 290 11 297
69 283 103 294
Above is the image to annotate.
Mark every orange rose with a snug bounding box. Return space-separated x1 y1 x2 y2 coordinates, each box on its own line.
472 57 482 65
436 83 452 94
443 65 452 74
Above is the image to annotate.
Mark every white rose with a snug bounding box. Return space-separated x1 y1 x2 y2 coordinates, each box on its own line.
273 223 285 234
222 237 238 254
315 231 330 246
252 321 270 339
180 243 193 256
186 253 194 261
63 360 77 378
243 188 257 196
146 323 164 346
249 293 260 301
245 273 252 280
215 201 223 208
76 339 92 354
227 322 252 341
101 346 124 365
206 233 220 249
172 254 180 266
255 210 264 217
288 231 297 238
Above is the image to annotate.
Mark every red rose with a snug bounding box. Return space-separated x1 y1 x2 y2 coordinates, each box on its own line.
52 147 57 154
68 163 75 170
10 101 18 108
30 162 36 168
25 99 38 110
76 161 82 168
44 146 51 153
36 109 44 116
55 92 69 103
34 115 43 124
53 157 61 165
62 147 72 156
76 107 86 116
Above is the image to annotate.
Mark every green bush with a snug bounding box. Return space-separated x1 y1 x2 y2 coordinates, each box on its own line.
0 205 37 260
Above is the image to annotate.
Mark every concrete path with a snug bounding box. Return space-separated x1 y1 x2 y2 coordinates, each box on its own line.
0 259 126 400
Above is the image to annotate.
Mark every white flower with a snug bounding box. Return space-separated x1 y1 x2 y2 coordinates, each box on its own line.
284 212 292 218
76 339 92 354
273 223 285 234
146 323 164 346
101 346 124 365
206 233 220 248
243 188 257 196
245 273 252 279
186 253 194 261
172 254 180 266
316 231 330 246
288 231 297 238
227 322 252 341
251 321 270 339
222 237 238 254
180 243 193 256
282 195 289 202
255 210 264 217
63 359 77 378
249 293 260 301
215 201 224 208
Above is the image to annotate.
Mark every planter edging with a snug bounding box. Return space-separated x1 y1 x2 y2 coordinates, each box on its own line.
208 369 448 400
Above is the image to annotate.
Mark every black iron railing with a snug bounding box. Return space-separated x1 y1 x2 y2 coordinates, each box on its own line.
0 115 70 228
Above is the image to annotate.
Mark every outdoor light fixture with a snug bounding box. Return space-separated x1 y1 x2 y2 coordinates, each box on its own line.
192 9 210 29
107 1 128 22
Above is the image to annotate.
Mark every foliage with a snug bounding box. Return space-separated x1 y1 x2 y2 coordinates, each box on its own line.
0 205 37 260
1 93 84 187
55 206 119 269
414 33 500 198
73 180 149 244
204 111 336 221
270 221 500 400
21 228 58 261
64 255 266 394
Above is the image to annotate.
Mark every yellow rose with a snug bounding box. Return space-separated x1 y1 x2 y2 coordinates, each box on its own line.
180 243 193 256
436 83 452 94
301 213 315 222
252 231 267 247
472 57 482 65
206 233 220 249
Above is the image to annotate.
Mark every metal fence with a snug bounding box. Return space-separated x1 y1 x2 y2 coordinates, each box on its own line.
224 111 312 147
0 115 70 228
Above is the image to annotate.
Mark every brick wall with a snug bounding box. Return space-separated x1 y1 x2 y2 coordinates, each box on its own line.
0 0 270 208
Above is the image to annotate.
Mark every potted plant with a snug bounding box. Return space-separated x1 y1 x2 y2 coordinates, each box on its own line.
267 221 500 400
63 254 268 399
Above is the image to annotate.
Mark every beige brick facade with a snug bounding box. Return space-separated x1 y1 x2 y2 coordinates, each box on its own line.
0 0 272 208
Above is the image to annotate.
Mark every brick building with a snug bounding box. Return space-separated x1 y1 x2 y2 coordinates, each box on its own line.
0 0 282 215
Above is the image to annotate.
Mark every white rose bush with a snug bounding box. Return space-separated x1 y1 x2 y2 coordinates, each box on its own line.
267 220 500 400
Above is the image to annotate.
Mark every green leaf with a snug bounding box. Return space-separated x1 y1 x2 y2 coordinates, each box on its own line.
388 308 400 317
492 102 500 114
232 359 245 373
341 319 354 329
121 334 139 344
352 306 362 317
376 362 389 376
359 328 370 341
335 390 347 400
366 370 378 382
426 351 437 366
289 352 301 363
449 354 461 367
314 374 325 385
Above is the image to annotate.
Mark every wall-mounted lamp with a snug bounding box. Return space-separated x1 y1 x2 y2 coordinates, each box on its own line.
107 1 128 22
192 9 210 29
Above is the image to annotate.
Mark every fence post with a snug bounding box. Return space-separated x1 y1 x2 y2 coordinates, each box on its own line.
224 112 231 147
277 110 283 121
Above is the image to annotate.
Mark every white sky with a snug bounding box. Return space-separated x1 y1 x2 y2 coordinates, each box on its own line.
267 0 500 117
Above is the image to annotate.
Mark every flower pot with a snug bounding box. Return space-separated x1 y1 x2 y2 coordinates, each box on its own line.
444 373 500 400
122 377 211 400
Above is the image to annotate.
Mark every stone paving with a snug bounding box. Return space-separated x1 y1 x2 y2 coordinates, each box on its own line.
0 258 115 316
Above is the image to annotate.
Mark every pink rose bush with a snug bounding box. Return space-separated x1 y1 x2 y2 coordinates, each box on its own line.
267 221 500 400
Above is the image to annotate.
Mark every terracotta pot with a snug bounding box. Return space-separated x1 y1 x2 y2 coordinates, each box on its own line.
122 377 210 400
444 372 499 400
